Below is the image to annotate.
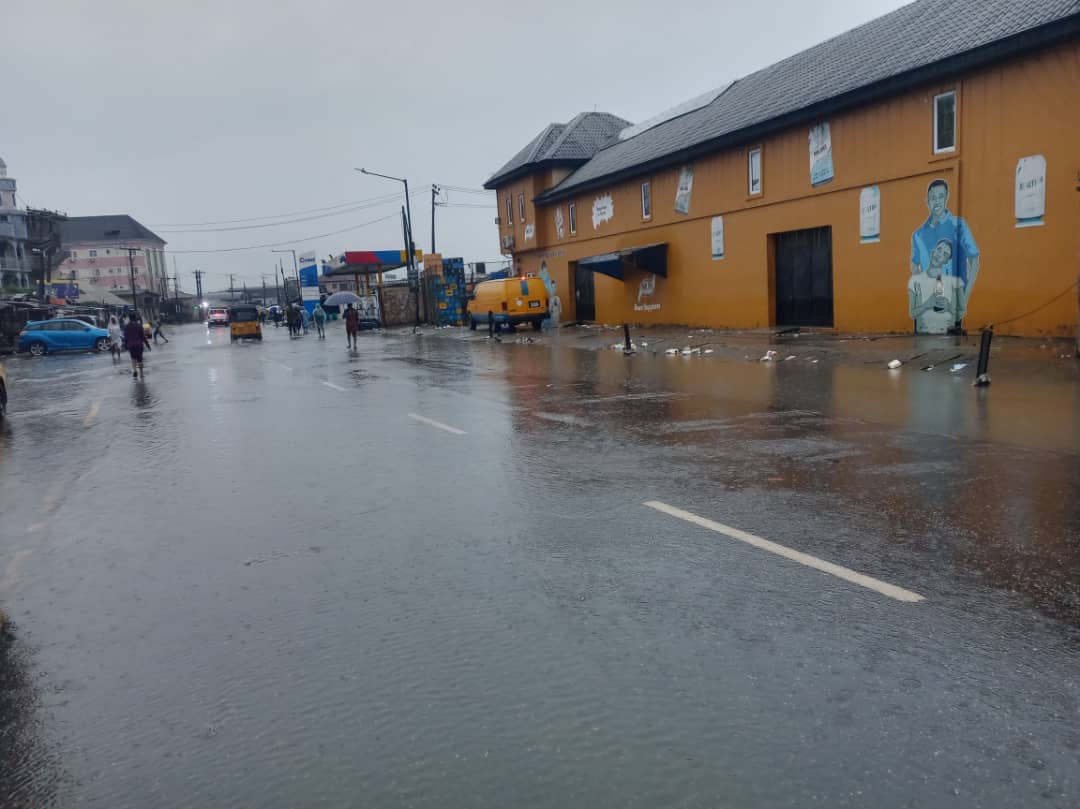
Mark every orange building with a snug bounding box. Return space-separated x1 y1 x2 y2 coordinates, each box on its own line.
483 0 1080 337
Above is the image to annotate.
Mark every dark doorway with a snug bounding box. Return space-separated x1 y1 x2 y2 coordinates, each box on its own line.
774 226 833 327
574 265 595 322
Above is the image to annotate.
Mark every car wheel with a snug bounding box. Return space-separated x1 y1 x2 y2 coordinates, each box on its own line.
28 341 46 357
533 319 543 331
95 337 112 352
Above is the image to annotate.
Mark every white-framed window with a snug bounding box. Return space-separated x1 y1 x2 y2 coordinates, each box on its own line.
933 90 956 153
506 196 513 225
748 148 762 195
89 249 97 258
68 249 76 259
105 249 111 255
94 268 101 277
518 193 525 222
641 182 652 219
568 202 577 235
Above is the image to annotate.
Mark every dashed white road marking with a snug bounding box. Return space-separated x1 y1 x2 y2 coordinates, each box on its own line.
408 413 466 435
643 500 925 603
276 363 294 372
0 549 33 594
83 399 101 427
321 381 346 392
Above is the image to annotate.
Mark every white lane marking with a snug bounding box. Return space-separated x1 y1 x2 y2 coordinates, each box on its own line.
321 381 346 392
643 500 925 603
83 399 101 427
277 363 294 372
408 413 466 435
0 549 33 594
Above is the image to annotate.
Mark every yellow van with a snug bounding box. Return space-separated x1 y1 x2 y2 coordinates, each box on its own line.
467 277 548 332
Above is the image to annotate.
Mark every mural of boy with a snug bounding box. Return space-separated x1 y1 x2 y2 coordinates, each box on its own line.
910 179 979 330
909 238 964 334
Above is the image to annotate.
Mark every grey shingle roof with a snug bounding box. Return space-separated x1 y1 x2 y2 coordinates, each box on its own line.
485 112 631 188
536 0 1080 202
60 215 166 246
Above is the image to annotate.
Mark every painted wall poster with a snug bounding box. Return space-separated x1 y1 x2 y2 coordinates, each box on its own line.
539 261 562 327
1015 155 1046 228
809 123 834 186
908 178 980 334
524 223 535 241
710 216 725 260
554 208 565 240
635 274 659 312
674 166 694 214
592 193 614 229
859 186 880 243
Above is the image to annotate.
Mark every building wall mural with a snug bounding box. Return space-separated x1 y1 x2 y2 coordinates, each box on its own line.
908 178 980 334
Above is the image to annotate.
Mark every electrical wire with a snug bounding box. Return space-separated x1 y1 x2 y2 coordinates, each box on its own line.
436 184 492 196
155 191 425 234
437 202 497 209
981 279 1079 330
168 212 402 254
150 193 408 227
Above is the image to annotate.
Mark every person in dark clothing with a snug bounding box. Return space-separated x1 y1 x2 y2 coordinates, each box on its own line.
344 303 359 349
152 321 169 344
123 314 151 379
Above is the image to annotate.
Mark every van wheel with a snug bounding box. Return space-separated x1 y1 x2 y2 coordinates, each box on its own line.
533 319 543 331
469 317 477 331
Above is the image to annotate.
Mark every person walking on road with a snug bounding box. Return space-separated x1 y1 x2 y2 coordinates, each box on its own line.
312 302 327 339
152 321 169 344
123 313 151 379
344 302 359 349
107 315 123 360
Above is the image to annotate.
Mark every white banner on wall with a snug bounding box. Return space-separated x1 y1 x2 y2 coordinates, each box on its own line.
674 166 694 214
592 194 614 229
859 186 880 243
809 123 834 186
524 223 535 241
1015 155 1046 228
710 216 725 260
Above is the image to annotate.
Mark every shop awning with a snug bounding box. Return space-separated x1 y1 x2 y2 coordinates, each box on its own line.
577 242 667 280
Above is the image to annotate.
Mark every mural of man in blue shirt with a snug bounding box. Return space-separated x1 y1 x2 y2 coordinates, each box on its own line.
910 179 980 328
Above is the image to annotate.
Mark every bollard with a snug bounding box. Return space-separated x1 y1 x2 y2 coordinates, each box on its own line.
623 323 632 353
974 327 992 386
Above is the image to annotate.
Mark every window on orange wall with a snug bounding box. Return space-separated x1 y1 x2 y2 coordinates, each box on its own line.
641 181 652 219
568 203 577 235
506 196 512 225
748 148 762 195
518 193 525 222
933 90 956 153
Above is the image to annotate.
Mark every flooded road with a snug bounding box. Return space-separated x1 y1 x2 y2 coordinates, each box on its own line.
0 322 1077 808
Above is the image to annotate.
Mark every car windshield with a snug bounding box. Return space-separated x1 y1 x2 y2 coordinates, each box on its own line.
3 3 1079 808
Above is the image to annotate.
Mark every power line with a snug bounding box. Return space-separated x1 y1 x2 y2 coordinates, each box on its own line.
437 202 497 209
150 193 407 227
155 192 424 234
437 184 491 196
168 211 403 254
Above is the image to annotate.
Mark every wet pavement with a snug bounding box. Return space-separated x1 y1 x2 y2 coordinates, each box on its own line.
0 321 1077 808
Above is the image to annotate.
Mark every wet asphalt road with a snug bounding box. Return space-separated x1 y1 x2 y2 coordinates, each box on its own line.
0 321 1078 808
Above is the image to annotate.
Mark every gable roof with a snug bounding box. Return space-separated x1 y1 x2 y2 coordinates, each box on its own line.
484 111 631 189
60 215 166 246
534 0 1080 203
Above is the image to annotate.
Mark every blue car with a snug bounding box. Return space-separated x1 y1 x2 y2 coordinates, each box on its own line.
19 318 113 356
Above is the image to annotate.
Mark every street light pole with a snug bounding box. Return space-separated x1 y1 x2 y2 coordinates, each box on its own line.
356 167 419 328
272 249 301 305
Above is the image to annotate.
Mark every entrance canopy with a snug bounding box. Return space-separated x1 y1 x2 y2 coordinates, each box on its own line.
324 249 423 277
577 242 667 280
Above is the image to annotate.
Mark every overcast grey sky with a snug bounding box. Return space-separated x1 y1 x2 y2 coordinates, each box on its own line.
4 0 907 293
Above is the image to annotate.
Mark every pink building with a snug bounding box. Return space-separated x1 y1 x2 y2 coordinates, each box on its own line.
58 215 169 310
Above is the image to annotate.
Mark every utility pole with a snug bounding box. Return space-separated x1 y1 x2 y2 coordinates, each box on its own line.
431 184 439 255
260 274 271 306
279 261 288 303
403 206 420 329
229 273 236 302
193 269 204 303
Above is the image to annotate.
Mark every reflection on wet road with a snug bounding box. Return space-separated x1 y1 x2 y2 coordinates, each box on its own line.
0 323 1077 808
